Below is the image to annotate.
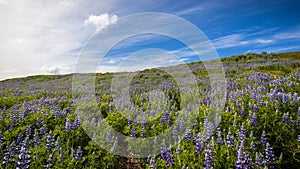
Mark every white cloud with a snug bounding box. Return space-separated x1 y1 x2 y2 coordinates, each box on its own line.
84 13 118 32
0 1 120 80
41 65 70 74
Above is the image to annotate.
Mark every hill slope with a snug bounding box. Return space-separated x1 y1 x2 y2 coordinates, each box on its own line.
0 51 299 168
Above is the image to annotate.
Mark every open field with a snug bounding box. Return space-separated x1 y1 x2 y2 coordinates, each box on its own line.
0 52 299 168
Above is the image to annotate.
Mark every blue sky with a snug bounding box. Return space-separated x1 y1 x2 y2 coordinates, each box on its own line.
0 0 300 80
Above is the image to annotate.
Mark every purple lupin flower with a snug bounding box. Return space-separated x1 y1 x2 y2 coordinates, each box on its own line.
203 117 208 129
239 123 246 143
206 123 214 141
147 154 151 163
226 131 234 147
72 117 81 129
2 151 10 166
1 107 6 117
7 141 16 164
265 143 275 169
235 145 243 169
248 102 252 110
255 152 264 168
46 131 54 150
242 151 252 169
16 140 31 169
149 155 156 169
282 112 289 123
25 125 31 137
65 118 71 131
184 129 192 141
24 150 31 169
253 104 258 112
3 141 13 166
165 149 174 167
128 117 132 126
8 120 15 132
39 125 48 135
18 110 24 123
203 143 214 169
195 137 203 155
297 135 300 143
16 146 26 169
216 128 223 145
164 110 172 125
141 127 146 137
160 141 167 159
150 110 155 117
251 113 257 126
130 127 136 140
236 139 253 168
167 114 173 125
42 163 53 169
160 116 166 124
193 122 199 130
75 146 83 160
16 133 24 145
147 154 156 169
135 119 140 126
260 131 267 146
240 107 245 115
236 101 240 109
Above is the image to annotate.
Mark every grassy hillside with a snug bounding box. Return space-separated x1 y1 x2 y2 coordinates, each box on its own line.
0 51 299 169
